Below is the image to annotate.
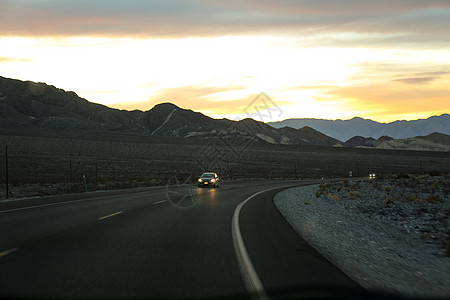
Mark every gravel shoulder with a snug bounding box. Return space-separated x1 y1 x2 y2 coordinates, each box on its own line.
274 176 449 298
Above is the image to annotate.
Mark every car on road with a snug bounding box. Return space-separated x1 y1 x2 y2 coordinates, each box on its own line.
198 172 219 188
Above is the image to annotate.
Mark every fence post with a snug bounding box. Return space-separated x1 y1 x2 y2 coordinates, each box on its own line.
83 175 87 192
5 145 8 199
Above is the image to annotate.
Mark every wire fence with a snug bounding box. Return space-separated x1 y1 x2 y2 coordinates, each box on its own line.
1 139 449 199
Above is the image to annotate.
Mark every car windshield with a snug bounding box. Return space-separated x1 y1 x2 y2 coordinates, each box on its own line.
201 173 214 178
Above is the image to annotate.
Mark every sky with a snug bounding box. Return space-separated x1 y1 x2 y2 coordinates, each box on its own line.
0 0 449 123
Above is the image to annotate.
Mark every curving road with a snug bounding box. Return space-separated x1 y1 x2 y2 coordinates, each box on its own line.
0 180 365 299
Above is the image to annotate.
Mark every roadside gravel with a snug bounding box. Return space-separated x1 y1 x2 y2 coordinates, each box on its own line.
274 177 449 298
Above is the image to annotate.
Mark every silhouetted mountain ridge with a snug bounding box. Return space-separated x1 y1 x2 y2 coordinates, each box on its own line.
0 76 339 146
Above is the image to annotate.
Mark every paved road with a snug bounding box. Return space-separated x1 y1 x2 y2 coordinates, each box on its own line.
0 180 365 299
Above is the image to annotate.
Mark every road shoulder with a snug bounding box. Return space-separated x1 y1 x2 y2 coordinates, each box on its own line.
274 184 450 298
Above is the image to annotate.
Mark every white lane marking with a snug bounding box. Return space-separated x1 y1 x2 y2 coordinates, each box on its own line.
0 248 18 258
97 211 123 221
232 188 277 300
153 200 167 205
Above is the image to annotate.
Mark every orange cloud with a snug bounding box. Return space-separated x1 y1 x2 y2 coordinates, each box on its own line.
111 85 293 117
324 81 450 121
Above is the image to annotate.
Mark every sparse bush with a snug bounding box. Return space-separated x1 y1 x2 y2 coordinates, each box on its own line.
424 195 440 203
430 182 438 194
385 186 392 194
409 180 419 188
405 194 419 202
421 232 432 240
326 193 339 201
316 183 327 197
319 182 331 190
349 191 361 199
383 196 400 205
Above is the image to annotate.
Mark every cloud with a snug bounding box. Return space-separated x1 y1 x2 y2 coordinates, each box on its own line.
112 84 292 116
394 77 439 85
324 83 450 118
0 56 32 63
414 71 449 77
1 0 449 47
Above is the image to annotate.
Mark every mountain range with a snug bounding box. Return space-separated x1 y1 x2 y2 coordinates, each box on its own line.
0 76 449 151
268 114 450 141
0 76 338 147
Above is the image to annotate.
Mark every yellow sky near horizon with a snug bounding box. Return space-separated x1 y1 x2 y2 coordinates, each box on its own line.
1 1 449 123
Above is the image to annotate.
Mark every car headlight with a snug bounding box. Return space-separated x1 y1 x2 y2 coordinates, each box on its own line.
198 179 202 182
211 178 215 183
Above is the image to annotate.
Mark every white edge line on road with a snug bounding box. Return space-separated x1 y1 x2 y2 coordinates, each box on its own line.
232 187 283 300
97 211 124 221
153 200 167 205
0 248 18 258
0 198 98 214
0 190 158 214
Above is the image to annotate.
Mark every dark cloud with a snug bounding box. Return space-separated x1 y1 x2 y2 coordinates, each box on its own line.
392 70 449 85
414 71 449 77
394 77 439 85
0 0 449 45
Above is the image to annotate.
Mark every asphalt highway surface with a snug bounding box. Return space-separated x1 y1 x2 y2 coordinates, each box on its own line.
0 180 367 299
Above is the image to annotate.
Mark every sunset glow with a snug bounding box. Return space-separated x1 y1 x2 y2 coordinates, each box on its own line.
1 1 449 122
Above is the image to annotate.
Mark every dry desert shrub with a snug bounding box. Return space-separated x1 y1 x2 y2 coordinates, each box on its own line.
326 193 339 201
383 195 400 205
349 191 361 199
424 194 440 203
405 194 420 202
385 186 392 194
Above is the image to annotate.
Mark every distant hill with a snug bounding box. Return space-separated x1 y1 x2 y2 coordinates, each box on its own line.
415 132 450 146
376 132 450 152
0 76 339 147
344 135 393 148
268 115 450 141
341 132 450 151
